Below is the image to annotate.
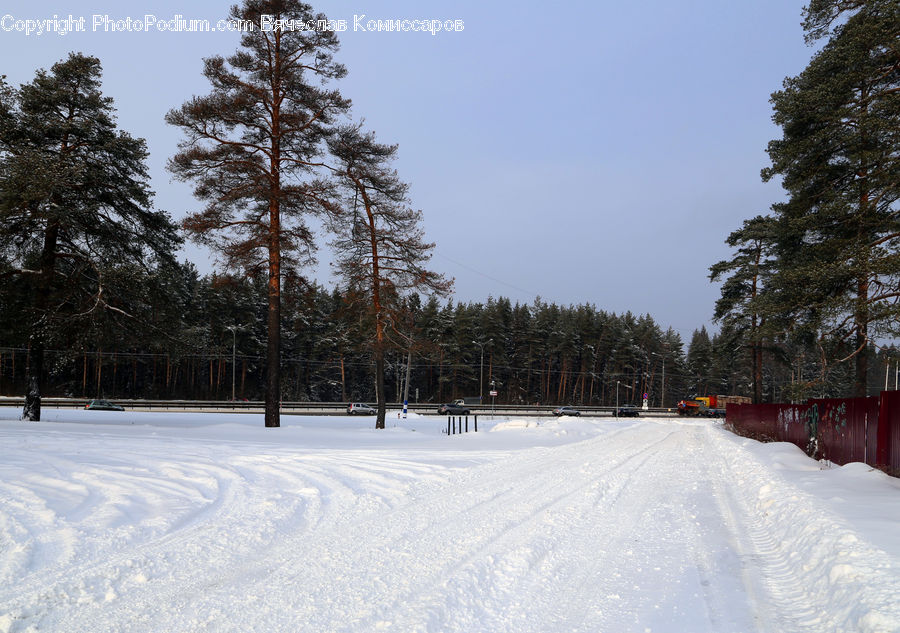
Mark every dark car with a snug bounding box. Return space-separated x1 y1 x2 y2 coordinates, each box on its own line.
84 399 124 411
553 406 581 417
347 403 376 415
437 403 470 415
615 404 640 417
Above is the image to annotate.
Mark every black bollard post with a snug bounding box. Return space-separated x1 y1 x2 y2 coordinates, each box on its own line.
452 417 456 435
474 414 478 432
465 415 468 433
447 418 450 436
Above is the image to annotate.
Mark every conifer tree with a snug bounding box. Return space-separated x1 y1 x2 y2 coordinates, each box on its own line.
686 327 713 396
762 0 900 396
0 54 179 420
328 123 450 428
710 215 776 402
167 0 350 427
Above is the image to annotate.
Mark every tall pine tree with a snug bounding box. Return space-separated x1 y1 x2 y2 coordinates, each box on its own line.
762 0 900 397
328 123 450 428
167 1 350 427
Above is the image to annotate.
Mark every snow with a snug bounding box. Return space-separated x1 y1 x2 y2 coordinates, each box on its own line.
1 409 899 633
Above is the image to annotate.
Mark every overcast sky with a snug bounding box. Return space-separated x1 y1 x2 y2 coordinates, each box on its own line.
0 1 819 341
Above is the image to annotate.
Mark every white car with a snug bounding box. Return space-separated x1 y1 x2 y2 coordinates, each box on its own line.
347 403 376 415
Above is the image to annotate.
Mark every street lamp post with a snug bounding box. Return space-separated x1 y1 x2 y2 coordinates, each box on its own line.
473 338 492 403
490 379 496 419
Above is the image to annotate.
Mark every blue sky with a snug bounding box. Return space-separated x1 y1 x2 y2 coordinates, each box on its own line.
0 1 819 340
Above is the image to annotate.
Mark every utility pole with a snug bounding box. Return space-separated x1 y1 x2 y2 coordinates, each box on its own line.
473 338 492 402
403 347 412 418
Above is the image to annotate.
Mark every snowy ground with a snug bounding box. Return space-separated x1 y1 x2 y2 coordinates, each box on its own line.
1 409 899 633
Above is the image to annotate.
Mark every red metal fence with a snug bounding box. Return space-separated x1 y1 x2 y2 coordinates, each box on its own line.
727 392 900 476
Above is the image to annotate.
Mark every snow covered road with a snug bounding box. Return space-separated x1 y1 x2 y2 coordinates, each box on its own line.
1 412 898 633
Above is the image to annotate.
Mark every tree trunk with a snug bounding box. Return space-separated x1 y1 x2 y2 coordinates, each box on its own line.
265 257 281 427
754 344 763 404
265 64 283 429
374 341 386 429
854 275 869 398
96 349 103 398
23 221 59 421
339 354 347 402
23 344 42 421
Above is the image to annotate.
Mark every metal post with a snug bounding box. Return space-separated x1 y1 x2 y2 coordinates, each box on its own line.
490 379 496 419
479 347 484 403
473 338 492 404
402 348 412 418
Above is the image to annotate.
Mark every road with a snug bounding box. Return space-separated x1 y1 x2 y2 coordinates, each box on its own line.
0 416 897 632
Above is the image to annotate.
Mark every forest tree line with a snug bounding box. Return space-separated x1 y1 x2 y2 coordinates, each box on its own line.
3 265 899 406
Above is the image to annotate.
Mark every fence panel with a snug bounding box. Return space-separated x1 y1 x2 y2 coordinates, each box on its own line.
807 398 875 465
726 403 774 439
729 395 894 474
774 404 809 447
877 391 900 475
727 403 808 444
866 396 880 468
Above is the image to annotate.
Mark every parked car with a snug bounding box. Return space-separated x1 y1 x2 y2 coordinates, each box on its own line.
553 406 581 417
346 403 376 415
84 399 124 411
437 402 470 415
615 404 640 417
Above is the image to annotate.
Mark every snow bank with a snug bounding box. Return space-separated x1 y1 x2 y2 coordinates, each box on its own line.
489 418 540 430
711 427 900 632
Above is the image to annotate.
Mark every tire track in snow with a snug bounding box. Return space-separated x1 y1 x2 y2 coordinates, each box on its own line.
705 425 900 633
88 424 703 633
0 446 461 633
4 420 897 633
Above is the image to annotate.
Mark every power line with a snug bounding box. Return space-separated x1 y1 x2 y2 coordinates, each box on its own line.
434 249 539 298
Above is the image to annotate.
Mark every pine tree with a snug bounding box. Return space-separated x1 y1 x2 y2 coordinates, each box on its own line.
762 0 900 397
167 0 350 427
710 215 776 402
328 123 451 428
0 54 180 420
686 327 713 396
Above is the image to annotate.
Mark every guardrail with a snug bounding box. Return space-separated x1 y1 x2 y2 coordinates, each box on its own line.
0 397 679 417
